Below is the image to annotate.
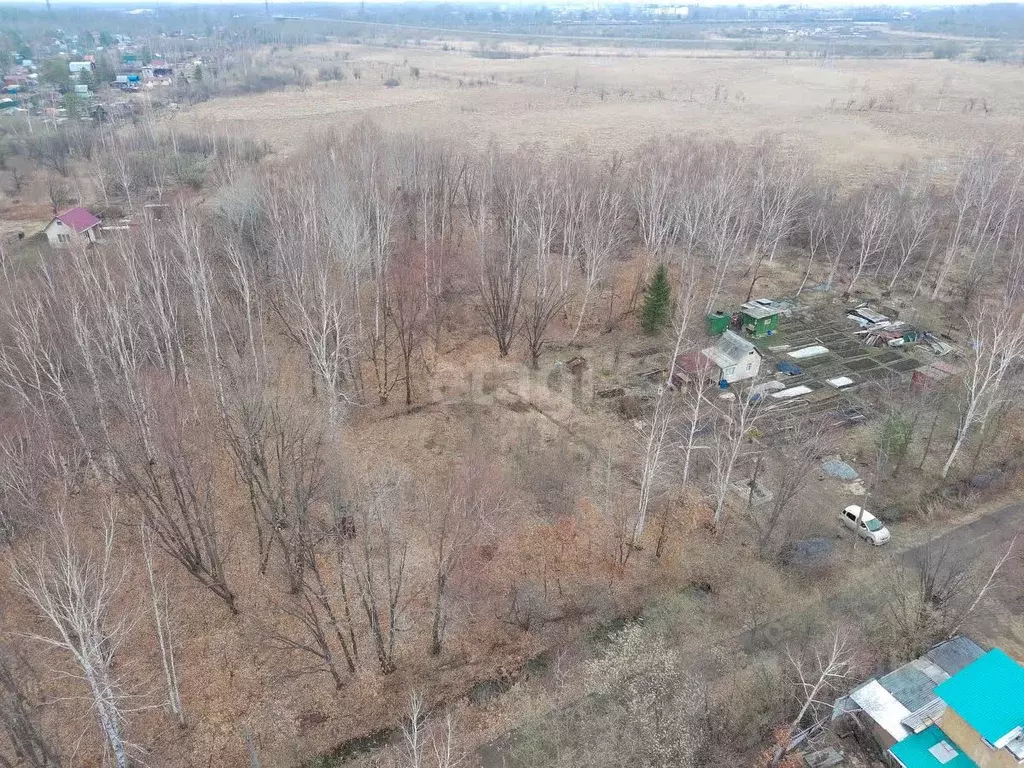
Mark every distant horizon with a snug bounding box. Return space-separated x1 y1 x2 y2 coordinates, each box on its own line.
0 0 1022 8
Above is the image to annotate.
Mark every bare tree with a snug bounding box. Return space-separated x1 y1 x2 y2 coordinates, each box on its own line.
846 183 897 293
948 530 1019 637
424 465 497 656
522 165 569 368
887 539 976 658
631 390 674 549
630 138 682 263
773 628 856 766
0 643 61 768
11 511 138 768
750 134 808 267
389 246 428 405
389 692 465 768
116 382 236 613
572 168 627 339
749 418 835 559
475 151 528 357
941 301 1024 478
708 387 770 531
885 167 937 290
140 528 184 727
351 467 410 674
265 587 348 690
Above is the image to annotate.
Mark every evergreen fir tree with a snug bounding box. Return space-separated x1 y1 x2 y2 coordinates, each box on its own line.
640 264 671 334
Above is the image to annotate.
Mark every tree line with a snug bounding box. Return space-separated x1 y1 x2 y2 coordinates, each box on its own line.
1 123 1023 766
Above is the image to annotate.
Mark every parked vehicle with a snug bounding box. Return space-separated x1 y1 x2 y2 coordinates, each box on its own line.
839 505 890 545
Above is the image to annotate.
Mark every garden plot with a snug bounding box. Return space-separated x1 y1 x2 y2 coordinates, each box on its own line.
753 312 929 434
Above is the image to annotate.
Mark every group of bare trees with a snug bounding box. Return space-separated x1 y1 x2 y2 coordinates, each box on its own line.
3 120 1024 766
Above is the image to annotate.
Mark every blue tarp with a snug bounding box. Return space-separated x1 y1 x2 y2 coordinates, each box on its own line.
822 459 858 480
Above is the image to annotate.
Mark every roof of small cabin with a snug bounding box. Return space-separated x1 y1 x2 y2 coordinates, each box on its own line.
740 300 781 320
935 649 1024 745
707 330 758 365
674 349 714 376
53 207 100 233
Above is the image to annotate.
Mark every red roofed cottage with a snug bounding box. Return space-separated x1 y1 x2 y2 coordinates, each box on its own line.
45 207 101 249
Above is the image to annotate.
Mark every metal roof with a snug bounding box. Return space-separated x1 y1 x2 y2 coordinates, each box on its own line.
55 207 101 233
935 649 1024 745
711 330 757 365
880 658 951 712
890 725 978 768
836 638 984 741
850 680 912 743
902 698 947 734
740 301 780 320
925 636 985 677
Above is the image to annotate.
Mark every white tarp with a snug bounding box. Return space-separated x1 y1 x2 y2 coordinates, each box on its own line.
789 345 829 359
771 385 813 399
850 680 912 744
827 376 854 388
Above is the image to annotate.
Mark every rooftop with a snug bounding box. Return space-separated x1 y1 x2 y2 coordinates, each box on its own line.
706 329 757 366
890 725 977 768
935 649 1024 746
740 299 782 319
55 207 101 233
835 637 984 742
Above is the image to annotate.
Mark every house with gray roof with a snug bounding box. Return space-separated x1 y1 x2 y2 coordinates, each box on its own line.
699 330 762 385
832 636 985 752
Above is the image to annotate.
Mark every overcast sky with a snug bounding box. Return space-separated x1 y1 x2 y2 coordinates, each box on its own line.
15 0 1014 8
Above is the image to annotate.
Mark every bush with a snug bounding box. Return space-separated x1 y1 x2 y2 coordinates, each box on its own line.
933 41 962 59
317 66 345 82
383 77 401 88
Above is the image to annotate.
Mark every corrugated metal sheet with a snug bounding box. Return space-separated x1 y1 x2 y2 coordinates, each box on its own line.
901 698 946 734
880 661 944 712
925 636 985 677
850 680 912 743
935 649 1024 745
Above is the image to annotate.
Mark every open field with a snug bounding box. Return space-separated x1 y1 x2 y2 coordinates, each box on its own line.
177 40 1024 179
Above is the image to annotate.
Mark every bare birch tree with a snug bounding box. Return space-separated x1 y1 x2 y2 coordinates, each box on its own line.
708 388 770 531
773 628 855 766
141 528 184 727
941 301 1024 478
11 511 138 768
631 391 674 549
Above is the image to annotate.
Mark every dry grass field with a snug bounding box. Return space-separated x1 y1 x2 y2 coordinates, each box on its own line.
178 40 1024 179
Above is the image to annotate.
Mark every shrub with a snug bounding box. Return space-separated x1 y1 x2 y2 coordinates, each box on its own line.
317 66 345 82
384 77 400 88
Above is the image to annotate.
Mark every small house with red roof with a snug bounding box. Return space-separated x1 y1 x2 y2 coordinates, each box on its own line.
45 207 101 248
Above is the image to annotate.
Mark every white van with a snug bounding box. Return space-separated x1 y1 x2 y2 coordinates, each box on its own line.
839 505 890 546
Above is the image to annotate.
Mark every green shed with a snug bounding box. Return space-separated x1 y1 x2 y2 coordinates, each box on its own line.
739 301 781 338
705 311 730 336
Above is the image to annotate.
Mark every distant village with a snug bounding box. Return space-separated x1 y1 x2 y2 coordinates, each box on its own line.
2 30 203 123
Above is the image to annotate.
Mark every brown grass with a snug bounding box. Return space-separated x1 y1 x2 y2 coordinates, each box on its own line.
175 41 1024 180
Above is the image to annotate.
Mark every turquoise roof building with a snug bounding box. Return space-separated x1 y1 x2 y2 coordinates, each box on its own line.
933 648 1024 747
889 649 1024 768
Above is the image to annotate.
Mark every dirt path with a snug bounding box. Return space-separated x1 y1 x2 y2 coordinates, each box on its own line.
742 495 1024 653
